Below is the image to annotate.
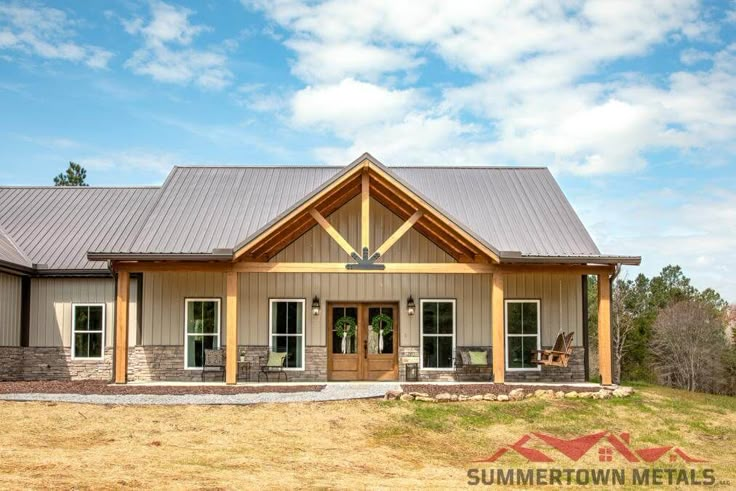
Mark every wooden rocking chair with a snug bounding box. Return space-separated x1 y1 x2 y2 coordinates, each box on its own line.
531 332 574 368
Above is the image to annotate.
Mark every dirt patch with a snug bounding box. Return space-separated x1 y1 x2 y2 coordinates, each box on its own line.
0 380 324 395
401 383 599 397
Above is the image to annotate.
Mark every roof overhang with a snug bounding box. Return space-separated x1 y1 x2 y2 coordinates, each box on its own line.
499 252 641 266
87 252 234 262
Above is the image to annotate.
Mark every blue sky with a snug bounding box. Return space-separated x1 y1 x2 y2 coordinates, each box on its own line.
1 0 735 300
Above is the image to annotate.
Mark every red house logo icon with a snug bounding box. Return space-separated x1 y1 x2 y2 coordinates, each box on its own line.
476 431 706 464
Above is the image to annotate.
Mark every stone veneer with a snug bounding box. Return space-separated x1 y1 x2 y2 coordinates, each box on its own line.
0 347 24 381
400 346 585 383
15 347 113 381
127 345 328 382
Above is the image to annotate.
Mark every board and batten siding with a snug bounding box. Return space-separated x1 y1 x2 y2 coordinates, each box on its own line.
28 277 139 348
141 272 228 346
0 272 21 346
505 273 583 346
273 196 455 263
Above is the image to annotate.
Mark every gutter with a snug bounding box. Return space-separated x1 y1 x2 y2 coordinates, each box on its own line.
499 252 641 266
87 251 234 262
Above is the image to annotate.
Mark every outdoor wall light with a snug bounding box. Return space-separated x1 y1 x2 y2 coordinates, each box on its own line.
407 295 416 316
312 296 321 316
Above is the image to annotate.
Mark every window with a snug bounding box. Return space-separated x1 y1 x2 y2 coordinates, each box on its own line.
270 299 305 369
421 299 455 369
505 300 541 370
72 304 105 359
185 299 221 369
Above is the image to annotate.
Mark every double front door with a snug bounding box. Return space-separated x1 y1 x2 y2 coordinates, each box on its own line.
327 303 399 381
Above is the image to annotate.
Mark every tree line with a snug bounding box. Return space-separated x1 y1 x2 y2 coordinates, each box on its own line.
588 265 735 394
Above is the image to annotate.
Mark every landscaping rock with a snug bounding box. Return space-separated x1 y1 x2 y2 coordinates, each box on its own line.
458 395 470 401
497 394 510 402
451 394 459 401
435 393 453 402
384 390 403 401
595 389 612 400
470 395 484 401
399 394 415 401
536 389 555 399
555 391 566 399
415 396 435 402
509 388 526 401
483 393 497 401
613 387 633 398
409 392 430 398
564 391 579 399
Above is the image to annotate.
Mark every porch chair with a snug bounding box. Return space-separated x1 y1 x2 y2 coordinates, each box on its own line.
530 332 574 368
258 351 289 382
202 348 226 382
454 347 492 380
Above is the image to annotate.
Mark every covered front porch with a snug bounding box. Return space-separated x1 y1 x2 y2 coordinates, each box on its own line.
103 157 621 387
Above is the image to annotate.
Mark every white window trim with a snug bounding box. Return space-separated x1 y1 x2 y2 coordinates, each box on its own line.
504 299 542 372
269 298 306 371
71 303 106 360
184 298 222 370
419 299 456 370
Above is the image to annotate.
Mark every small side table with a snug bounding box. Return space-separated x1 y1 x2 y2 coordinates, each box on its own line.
238 361 251 382
405 362 419 382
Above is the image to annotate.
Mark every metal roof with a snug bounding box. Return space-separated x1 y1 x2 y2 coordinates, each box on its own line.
0 186 159 271
0 226 32 270
112 164 604 258
1 159 639 271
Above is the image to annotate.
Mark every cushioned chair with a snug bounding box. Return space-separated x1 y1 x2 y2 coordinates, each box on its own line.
258 351 289 382
202 348 226 382
454 347 492 380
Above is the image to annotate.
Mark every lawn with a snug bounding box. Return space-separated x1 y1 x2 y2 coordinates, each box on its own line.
0 384 734 489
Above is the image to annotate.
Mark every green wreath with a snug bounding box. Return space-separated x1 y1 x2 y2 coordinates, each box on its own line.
371 313 394 335
335 316 357 338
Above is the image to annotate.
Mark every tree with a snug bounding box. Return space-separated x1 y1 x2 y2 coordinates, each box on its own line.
611 275 650 384
54 162 88 186
650 300 727 393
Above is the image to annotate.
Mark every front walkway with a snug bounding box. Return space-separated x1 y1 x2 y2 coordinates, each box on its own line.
0 382 402 406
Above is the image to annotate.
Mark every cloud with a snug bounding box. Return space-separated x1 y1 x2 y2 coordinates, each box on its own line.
0 2 113 68
78 149 179 176
291 78 421 132
124 1 231 89
249 0 735 174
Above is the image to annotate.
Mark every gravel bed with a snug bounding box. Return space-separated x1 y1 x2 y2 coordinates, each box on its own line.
401 383 599 397
0 380 323 395
0 382 400 405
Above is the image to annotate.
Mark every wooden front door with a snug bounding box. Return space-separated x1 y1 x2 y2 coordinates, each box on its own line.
327 303 399 381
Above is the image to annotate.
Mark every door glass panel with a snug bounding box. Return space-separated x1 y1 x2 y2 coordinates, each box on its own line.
332 306 358 354
368 307 394 354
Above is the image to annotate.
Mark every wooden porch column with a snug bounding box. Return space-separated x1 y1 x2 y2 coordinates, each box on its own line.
225 272 238 385
114 271 130 384
597 274 612 385
361 171 370 253
492 273 505 383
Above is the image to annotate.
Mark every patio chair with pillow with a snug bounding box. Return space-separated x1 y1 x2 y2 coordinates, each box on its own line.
454 347 492 380
258 351 289 382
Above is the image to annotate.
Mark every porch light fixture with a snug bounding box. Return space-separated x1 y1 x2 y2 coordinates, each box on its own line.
407 295 416 316
312 296 321 316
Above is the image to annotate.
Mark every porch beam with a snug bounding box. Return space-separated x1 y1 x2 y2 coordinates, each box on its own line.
113 260 616 275
361 171 370 252
373 210 423 259
225 271 238 385
309 209 359 259
114 271 130 384
597 273 612 385
492 273 505 383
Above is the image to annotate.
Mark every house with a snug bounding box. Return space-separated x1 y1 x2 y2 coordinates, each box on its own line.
0 153 639 385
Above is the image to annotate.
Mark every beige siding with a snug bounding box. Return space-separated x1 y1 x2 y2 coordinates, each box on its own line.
0 272 21 346
141 272 228 346
237 273 492 348
274 196 455 263
505 273 583 346
29 278 115 347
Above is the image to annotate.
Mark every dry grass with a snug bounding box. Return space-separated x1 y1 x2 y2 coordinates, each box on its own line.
0 385 734 489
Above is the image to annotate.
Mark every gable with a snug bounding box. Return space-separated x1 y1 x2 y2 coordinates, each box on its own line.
272 196 455 263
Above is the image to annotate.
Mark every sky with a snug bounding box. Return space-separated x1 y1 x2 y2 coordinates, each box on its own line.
0 0 735 301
